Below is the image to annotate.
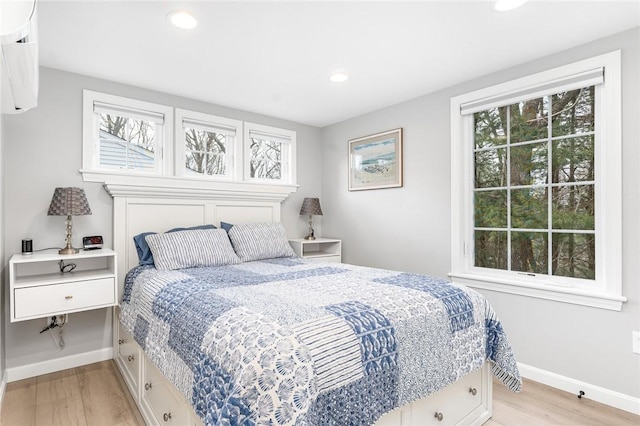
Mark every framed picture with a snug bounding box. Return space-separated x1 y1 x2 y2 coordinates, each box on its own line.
348 128 403 191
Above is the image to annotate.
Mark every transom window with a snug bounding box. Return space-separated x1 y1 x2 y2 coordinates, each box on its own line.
99 111 157 171
245 123 295 183
83 91 172 175
175 109 241 180
185 126 227 176
82 91 297 193
450 51 624 310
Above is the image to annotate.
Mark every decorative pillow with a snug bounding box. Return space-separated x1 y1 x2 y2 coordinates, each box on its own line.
227 222 296 262
220 222 234 233
145 229 239 270
133 224 216 266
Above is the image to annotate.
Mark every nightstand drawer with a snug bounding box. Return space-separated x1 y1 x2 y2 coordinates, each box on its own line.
14 277 116 320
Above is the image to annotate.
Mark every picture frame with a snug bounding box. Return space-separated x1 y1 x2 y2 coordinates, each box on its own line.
348 128 403 191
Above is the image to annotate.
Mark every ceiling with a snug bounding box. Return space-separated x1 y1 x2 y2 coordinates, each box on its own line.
37 1 639 127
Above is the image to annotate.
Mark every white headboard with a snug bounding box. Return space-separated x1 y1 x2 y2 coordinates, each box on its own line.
113 196 282 299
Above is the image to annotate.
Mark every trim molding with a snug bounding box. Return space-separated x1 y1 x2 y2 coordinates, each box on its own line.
450 273 626 311
80 170 298 202
6 348 113 382
518 362 640 415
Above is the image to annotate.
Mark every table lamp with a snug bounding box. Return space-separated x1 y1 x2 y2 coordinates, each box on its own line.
299 197 323 240
48 187 92 254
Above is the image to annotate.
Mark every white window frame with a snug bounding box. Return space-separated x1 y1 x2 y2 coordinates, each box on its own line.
175 108 242 181
81 91 298 200
82 90 173 176
244 122 296 185
450 51 625 311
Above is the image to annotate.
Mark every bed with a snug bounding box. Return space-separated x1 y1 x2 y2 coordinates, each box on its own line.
110 195 521 426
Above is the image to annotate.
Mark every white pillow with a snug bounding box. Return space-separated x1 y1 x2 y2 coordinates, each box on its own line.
227 222 296 262
145 229 240 270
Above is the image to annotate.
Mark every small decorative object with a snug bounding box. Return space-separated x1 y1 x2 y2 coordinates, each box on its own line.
82 235 104 250
349 128 403 191
48 187 92 255
299 197 323 240
21 238 33 255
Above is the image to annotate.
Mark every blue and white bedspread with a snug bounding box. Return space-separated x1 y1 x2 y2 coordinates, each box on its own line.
120 258 521 425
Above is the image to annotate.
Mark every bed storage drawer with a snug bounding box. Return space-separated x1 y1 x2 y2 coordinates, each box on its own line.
410 367 485 425
115 323 141 400
142 361 189 425
375 365 488 426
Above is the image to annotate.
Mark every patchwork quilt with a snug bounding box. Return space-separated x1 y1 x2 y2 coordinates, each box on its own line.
120 258 521 425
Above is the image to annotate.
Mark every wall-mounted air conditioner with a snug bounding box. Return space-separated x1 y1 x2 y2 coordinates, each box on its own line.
1 0 39 114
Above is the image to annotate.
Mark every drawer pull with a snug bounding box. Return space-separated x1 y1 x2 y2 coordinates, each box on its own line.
469 387 477 396
127 355 135 362
65 295 73 300
163 412 172 422
434 412 443 421
118 338 127 345
145 382 152 391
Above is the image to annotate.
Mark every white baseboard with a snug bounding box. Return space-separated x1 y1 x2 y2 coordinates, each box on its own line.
518 362 640 416
0 369 8 416
6 348 113 383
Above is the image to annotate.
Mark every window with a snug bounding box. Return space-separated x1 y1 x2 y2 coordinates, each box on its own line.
175 109 242 180
82 91 173 174
450 51 624 310
81 91 297 199
244 123 296 184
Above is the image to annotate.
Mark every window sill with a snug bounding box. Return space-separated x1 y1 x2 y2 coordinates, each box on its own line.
448 272 626 311
80 169 298 202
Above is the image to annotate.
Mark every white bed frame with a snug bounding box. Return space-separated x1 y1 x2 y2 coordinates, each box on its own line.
111 195 492 426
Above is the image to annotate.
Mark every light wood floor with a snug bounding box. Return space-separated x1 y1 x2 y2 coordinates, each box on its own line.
1 361 638 425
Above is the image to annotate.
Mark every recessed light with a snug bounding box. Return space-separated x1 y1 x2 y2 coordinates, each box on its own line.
495 0 527 11
168 10 197 30
330 72 349 83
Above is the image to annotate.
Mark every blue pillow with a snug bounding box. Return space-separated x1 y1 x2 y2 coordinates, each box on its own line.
220 222 234 232
133 224 216 266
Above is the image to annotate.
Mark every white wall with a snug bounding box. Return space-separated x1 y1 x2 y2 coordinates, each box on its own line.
0 92 6 392
2 67 323 371
321 28 640 399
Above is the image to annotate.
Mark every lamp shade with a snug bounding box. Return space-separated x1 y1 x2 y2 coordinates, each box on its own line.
299 197 323 216
47 187 92 216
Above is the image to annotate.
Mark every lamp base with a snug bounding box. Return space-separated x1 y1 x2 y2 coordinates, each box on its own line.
59 246 79 255
304 235 316 241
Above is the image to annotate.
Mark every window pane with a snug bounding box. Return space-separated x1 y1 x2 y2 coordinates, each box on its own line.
511 231 548 274
99 113 156 170
552 184 594 230
552 233 595 279
475 231 507 270
184 127 227 176
509 98 548 143
250 138 283 180
552 136 594 183
251 138 282 161
206 154 226 175
511 187 547 229
250 160 281 180
551 87 595 137
510 142 548 186
475 148 506 188
474 108 507 149
474 190 507 228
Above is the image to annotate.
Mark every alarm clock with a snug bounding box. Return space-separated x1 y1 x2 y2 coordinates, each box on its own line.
83 235 103 250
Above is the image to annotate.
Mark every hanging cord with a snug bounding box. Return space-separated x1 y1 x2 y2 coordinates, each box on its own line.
59 260 76 273
45 315 67 350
